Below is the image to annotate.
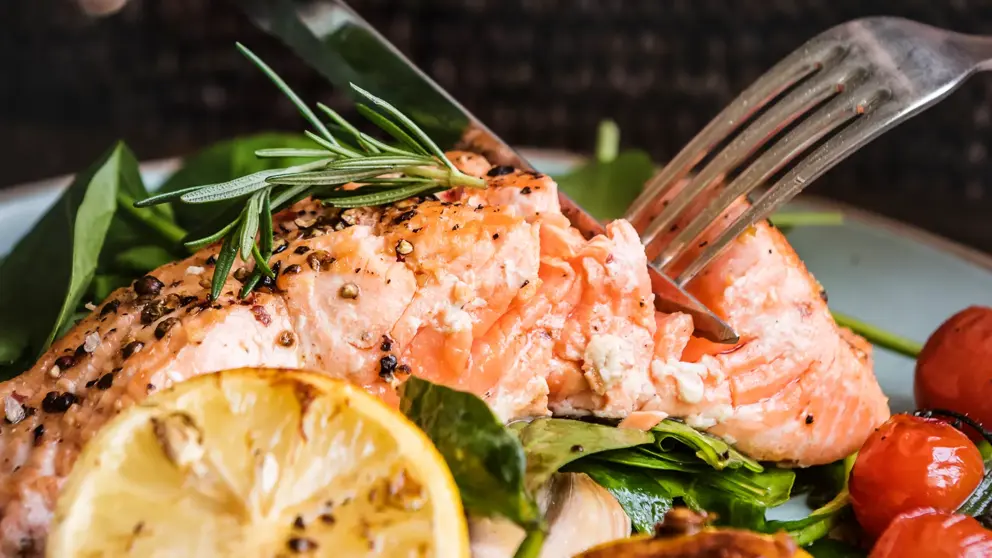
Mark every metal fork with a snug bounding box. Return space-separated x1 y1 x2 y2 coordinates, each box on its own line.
626 17 992 287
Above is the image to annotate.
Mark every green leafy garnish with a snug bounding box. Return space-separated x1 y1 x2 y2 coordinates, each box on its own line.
513 417 653 490
652 419 764 472
0 144 145 375
398 377 544 557
136 44 485 301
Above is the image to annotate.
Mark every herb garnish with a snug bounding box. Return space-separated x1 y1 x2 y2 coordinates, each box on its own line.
135 44 485 301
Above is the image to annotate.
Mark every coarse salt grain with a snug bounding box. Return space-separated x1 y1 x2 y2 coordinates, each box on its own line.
83 332 101 353
84 302 97 311
186 266 205 276
47 365 62 379
4 396 25 424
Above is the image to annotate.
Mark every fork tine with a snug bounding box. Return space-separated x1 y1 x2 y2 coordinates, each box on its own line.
624 44 845 231
654 79 877 271
639 62 866 251
673 88 893 286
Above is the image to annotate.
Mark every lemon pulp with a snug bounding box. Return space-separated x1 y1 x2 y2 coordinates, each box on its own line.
47 368 468 558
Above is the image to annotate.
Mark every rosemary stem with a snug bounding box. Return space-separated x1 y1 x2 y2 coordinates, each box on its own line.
831 311 923 358
404 166 487 189
116 192 190 248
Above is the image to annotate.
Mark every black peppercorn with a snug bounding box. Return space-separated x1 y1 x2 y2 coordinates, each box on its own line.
205 255 217 266
294 246 311 255
141 300 166 325
42 391 76 413
100 300 120 316
122 341 144 360
33 424 45 444
520 186 532 195
96 373 114 390
258 275 276 290
487 165 515 177
379 355 398 379
134 275 164 296
54 355 76 370
283 264 302 275
155 317 179 339
393 210 416 225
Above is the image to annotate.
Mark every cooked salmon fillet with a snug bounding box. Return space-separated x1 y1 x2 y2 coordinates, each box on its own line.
0 152 888 555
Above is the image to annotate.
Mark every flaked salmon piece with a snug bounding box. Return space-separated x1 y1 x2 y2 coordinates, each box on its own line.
0 151 887 555
443 159 887 466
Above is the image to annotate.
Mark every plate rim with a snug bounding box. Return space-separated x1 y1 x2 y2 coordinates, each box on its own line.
4 151 990 272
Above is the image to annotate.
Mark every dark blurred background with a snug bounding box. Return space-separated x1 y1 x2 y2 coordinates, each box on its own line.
1 0 991 253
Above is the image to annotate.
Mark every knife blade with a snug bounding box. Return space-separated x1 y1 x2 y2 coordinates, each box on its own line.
235 0 738 344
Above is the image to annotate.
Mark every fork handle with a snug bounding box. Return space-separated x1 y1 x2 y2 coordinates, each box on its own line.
949 32 992 72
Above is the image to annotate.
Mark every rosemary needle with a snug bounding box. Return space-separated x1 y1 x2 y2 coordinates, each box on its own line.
135 44 485 299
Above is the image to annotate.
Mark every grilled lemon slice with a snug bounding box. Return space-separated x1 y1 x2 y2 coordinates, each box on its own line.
47 368 468 557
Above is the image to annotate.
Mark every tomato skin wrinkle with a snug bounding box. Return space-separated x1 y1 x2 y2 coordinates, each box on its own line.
915 305 992 437
850 414 984 539
869 508 992 558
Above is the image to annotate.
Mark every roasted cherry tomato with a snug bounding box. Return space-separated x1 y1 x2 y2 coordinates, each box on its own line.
916 306 992 432
869 508 992 558
849 414 984 538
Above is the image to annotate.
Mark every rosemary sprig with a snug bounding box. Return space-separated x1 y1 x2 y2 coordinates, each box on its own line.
135 43 486 300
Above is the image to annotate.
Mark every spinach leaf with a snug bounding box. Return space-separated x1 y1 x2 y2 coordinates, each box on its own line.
682 482 769 530
554 150 655 222
552 120 655 222
513 418 652 490
698 466 795 508
398 377 542 530
0 142 141 375
652 419 764 472
767 454 855 545
596 446 706 473
567 460 684 533
158 133 319 230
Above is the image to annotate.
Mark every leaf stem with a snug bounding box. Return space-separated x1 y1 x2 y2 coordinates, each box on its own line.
769 211 844 229
831 311 923 358
115 192 189 248
512 525 547 558
595 119 620 164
